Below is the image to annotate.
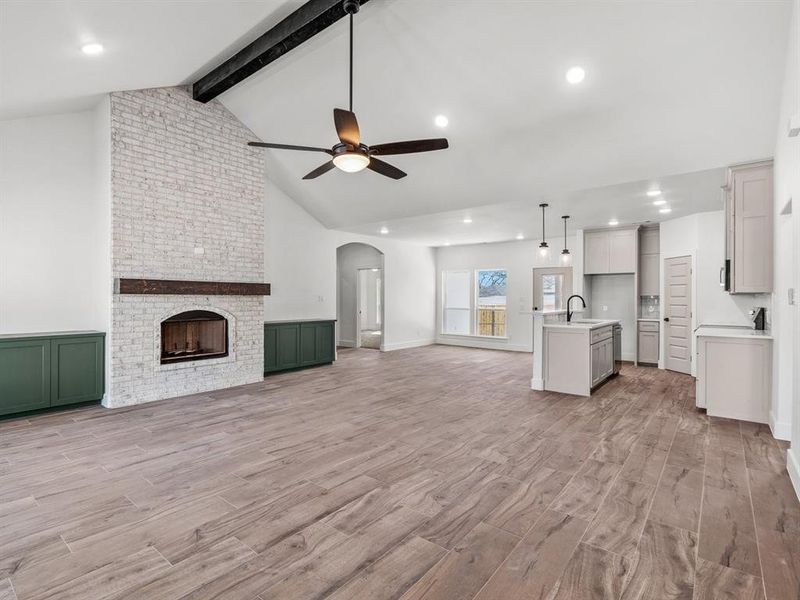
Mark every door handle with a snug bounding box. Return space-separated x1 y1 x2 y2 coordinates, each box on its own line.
663 317 670 322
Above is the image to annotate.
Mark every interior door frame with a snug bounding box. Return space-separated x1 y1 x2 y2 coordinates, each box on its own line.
532 267 574 312
661 251 696 375
355 267 384 351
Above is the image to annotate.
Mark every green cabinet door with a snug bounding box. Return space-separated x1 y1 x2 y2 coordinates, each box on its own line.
50 336 105 406
0 339 51 415
264 326 279 373
299 323 318 366
316 322 335 363
275 324 300 371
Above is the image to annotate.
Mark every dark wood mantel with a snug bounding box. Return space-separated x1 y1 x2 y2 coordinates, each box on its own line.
115 278 270 296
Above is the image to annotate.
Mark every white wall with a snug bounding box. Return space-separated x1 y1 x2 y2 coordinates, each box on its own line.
774 0 800 492
337 243 383 347
0 108 110 335
264 181 436 351
659 211 772 376
589 274 636 360
435 236 579 352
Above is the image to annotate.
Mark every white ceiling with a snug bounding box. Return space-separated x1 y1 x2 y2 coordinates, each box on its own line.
1 0 792 245
0 0 302 119
344 167 728 246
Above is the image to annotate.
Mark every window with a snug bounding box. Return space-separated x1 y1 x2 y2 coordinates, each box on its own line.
442 269 508 337
443 270 471 335
533 267 573 312
476 270 507 337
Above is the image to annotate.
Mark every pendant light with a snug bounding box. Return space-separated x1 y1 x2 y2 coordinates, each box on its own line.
538 203 550 258
561 215 572 265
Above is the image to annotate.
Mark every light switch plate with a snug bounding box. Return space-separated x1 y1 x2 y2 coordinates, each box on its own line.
789 288 795 306
194 247 205 255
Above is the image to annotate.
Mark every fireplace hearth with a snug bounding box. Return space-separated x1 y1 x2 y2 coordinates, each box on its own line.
160 310 228 364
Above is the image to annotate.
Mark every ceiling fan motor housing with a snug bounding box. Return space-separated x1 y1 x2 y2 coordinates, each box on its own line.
343 0 360 15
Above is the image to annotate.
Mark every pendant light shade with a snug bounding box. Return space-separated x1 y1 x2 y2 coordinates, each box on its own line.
538 203 550 259
561 215 572 265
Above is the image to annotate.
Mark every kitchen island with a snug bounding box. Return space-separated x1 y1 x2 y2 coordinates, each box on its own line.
537 319 621 396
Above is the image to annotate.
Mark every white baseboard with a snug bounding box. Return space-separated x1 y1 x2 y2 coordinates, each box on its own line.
382 338 435 352
337 339 356 348
788 448 800 503
769 410 792 441
531 377 544 390
435 337 531 353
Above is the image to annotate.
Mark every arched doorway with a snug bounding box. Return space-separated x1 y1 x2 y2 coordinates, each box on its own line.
336 243 385 351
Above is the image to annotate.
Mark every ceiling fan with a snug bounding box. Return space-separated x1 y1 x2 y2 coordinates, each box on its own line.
247 0 449 180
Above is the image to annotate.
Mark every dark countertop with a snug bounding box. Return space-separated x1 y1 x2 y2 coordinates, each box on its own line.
264 319 336 325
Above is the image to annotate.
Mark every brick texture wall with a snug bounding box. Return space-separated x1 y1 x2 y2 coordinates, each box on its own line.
109 86 265 407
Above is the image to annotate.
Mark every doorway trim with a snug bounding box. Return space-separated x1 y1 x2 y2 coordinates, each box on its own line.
355 267 384 351
661 251 697 376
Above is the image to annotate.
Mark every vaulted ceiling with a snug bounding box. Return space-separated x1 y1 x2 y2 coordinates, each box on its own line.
1 0 792 244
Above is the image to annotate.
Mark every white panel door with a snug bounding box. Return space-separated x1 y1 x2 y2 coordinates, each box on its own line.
664 256 692 374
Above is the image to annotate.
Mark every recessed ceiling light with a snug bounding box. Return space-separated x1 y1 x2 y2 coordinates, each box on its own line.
659 207 672 214
653 199 666 206
516 233 524 240
646 189 662 197
443 242 451 246
379 226 389 234
81 42 104 56
463 217 472 224
608 219 619 226
565 66 585 85
434 115 449 128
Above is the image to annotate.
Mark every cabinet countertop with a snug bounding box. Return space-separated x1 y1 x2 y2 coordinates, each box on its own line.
0 330 105 341
543 319 620 331
695 326 773 340
264 319 336 325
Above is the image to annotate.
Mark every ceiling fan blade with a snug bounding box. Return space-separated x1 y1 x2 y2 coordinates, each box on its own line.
367 158 407 180
302 161 336 180
333 108 360 147
248 142 331 154
369 138 449 156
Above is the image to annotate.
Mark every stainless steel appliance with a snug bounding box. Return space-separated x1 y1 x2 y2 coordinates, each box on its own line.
750 307 767 331
613 324 622 374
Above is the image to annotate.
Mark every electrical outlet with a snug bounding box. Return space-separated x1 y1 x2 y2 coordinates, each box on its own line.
193 247 205 255
602 305 608 312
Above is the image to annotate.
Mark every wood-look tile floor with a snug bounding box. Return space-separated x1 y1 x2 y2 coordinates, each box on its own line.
1 345 798 600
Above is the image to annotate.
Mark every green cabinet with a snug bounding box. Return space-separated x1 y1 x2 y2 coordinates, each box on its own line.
0 331 105 417
264 320 335 374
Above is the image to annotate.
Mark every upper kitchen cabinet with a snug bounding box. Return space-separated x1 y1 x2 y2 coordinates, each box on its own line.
639 226 660 296
724 160 774 294
583 227 638 274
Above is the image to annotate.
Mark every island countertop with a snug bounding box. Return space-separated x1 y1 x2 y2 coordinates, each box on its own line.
542 319 620 331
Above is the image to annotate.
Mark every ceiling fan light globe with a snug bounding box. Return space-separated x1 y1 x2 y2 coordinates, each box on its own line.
332 152 370 173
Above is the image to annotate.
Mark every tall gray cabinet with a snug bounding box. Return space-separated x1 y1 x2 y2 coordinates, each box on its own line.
724 160 774 294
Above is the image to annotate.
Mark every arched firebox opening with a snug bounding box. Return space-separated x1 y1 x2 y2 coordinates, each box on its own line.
160 310 228 364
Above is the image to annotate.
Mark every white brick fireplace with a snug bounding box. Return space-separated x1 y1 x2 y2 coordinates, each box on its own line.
107 86 265 407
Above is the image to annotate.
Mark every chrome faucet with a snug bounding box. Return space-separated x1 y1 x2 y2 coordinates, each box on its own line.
566 294 586 322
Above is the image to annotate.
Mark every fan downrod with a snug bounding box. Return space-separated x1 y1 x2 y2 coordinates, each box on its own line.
343 0 359 15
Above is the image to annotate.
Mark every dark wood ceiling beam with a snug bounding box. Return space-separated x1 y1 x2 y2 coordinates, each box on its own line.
192 0 369 103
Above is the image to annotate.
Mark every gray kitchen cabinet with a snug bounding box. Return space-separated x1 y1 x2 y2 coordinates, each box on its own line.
637 321 659 364
584 231 610 275
583 228 638 275
724 160 773 294
696 332 772 423
609 229 637 273
638 227 660 296
590 328 614 386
